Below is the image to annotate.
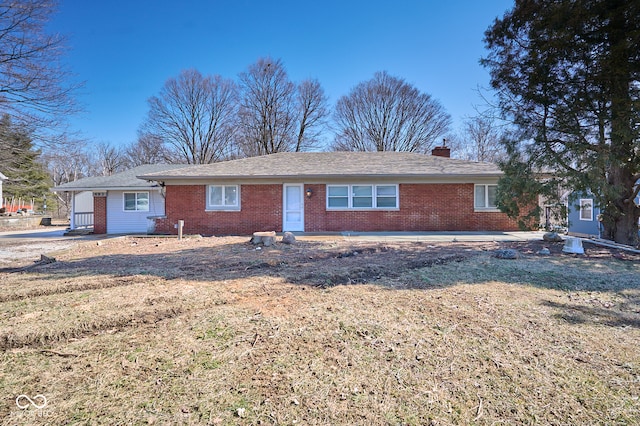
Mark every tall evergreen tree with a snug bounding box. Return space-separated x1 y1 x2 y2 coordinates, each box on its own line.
483 0 640 245
0 115 50 204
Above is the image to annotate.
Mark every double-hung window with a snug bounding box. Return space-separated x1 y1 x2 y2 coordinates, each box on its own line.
579 199 593 221
207 185 240 210
474 184 498 209
327 184 398 209
124 192 149 212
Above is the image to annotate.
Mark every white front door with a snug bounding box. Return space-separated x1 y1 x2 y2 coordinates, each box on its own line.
283 184 304 232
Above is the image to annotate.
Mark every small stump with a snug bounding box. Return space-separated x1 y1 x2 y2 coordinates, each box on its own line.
251 231 276 247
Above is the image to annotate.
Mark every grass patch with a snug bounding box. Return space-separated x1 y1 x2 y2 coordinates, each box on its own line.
0 236 638 424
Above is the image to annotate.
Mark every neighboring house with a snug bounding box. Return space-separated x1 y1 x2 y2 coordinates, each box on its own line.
138 150 525 236
0 171 6 209
567 190 640 238
567 192 601 237
52 164 186 234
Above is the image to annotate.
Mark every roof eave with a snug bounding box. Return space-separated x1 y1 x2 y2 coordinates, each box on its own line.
51 185 162 192
138 172 503 180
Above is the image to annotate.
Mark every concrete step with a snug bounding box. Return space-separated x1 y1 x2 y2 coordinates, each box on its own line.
64 228 93 236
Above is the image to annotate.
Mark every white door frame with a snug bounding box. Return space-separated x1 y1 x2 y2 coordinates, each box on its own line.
283 183 304 232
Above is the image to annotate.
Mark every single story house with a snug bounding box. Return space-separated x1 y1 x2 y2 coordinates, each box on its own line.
138 150 524 236
52 164 186 234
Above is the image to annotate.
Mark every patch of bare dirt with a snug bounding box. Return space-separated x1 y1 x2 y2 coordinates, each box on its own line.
12 235 637 288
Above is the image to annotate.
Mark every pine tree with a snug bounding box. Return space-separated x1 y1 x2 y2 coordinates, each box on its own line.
0 115 50 206
483 0 640 245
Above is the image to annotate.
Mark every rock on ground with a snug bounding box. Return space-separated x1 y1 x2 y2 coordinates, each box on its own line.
494 249 520 259
543 232 563 242
281 232 296 244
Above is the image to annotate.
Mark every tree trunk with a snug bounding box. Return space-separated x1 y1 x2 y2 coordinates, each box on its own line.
602 168 640 246
602 3 640 246
612 206 639 246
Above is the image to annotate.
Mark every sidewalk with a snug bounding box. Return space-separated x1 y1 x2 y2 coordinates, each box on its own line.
301 231 546 243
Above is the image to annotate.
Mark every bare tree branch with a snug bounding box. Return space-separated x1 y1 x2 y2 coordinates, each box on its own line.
142 69 238 164
237 57 328 156
332 71 451 152
0 0 80 147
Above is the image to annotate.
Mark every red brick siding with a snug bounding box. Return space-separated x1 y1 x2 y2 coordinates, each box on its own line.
154 182 521 235
154 184 282 235
305 183 519 232
93 195 107 234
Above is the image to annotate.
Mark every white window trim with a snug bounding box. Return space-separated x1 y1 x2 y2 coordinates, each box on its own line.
579 198 593 221
474 184 500 211
206 184 240 211
123 191 150 212
326 184 399 210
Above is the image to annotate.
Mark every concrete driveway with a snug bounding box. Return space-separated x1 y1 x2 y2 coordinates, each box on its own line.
0 227 85 241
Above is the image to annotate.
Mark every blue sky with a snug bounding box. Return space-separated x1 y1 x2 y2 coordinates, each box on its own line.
50 0 514 148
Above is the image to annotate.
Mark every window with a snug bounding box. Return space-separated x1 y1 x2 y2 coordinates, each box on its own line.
207 185 239 210
326 185 398 209
579 199 593 221
124 192 149 212
475 184 498 209
352 185 373 208
376 185 398 208
327 186 349 208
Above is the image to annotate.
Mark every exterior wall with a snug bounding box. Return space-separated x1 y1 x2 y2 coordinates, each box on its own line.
93 195 107 234
567 194 601 237
154 184 281 235
70 191 94 230
75 191 94 212
568 190 640 238
306 183 519 232
154 182 521 235
106 189 165 234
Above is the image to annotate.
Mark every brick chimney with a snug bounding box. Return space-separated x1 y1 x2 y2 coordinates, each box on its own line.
431 146 451 158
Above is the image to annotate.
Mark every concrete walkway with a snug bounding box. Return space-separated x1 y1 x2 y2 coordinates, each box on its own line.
0 228 547 243
308 231 546 243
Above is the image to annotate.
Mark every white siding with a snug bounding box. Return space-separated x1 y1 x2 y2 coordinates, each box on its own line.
74 191 93 213
106 189 164 234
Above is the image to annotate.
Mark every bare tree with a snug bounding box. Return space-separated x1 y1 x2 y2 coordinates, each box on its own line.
94 142 126 176
238 58 296 156
123 132 173 167
142 69 238 164
41 140 91 217
457 116 506 163
0 0 79 146
237 57 328 156
295 79 328 151
332 71 451 152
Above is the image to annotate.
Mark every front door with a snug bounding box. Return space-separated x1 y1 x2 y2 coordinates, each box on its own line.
283 184 304 232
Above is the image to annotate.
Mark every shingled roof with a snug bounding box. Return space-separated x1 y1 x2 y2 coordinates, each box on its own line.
139 152 501 181
52 164 188 191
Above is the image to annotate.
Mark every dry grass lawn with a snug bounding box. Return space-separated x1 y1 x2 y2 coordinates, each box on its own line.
0 236 639 425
